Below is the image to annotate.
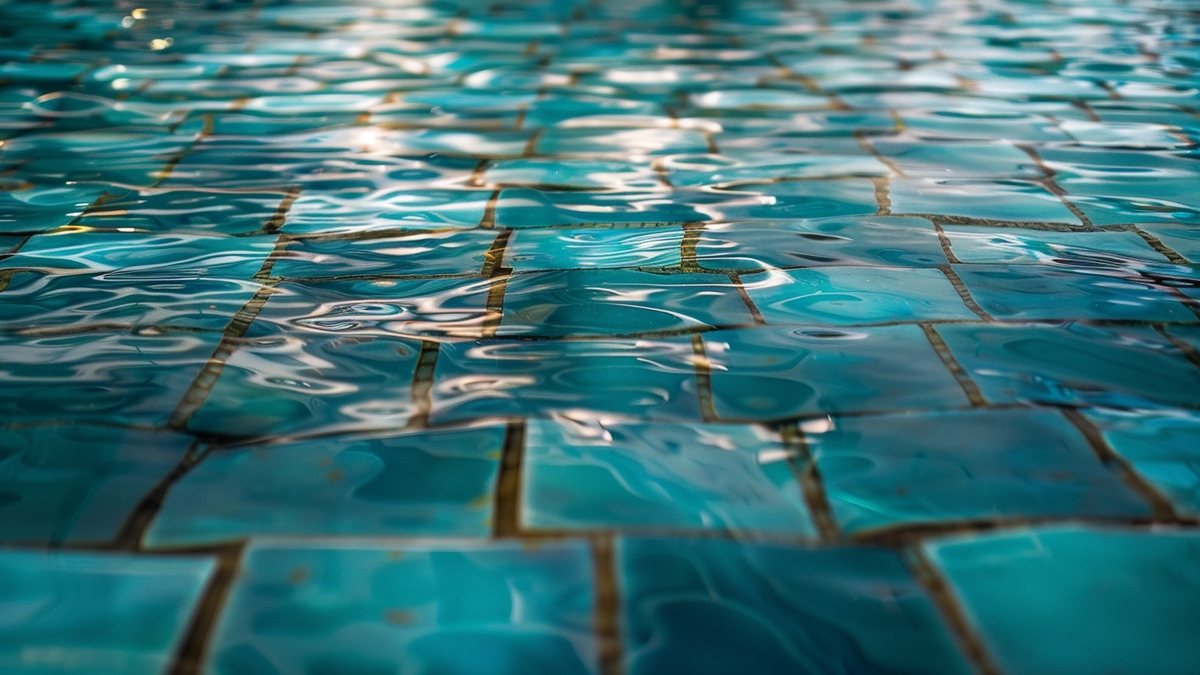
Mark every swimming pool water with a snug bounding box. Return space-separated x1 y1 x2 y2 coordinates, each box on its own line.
1 0 1199 673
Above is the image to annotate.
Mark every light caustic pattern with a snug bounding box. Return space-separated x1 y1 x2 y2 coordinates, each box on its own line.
0 0 1199 673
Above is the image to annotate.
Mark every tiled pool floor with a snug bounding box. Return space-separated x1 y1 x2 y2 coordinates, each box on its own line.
2 0 1200 673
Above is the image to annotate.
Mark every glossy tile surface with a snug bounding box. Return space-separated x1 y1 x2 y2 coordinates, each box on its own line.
1 0 1199 671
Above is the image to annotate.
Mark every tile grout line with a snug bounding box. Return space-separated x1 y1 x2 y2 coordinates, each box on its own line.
1154 323 1200 372
689 334 719 423
937 264 995 322
780 424 840 542
727 271 766 324
871 175 892 215
111 440 211 551
679 222 703 272
591 535 625 675
492 419 527 538
1129 225 1191 265
904 546 1005 675
167 543 246 675
405 340 440 429
920 323 989 407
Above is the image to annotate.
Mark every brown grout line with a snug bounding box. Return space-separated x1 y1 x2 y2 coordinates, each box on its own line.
727 271 766 324
871 175 891 215
1061 407 1179 521
111 441 210 551
478 189 502 229
481 275 509 338
468 158 491 187
405 340 440 430
904 547 1005 675
1154 324 1200 372
690 334 719 423
920 323 989 407
591 536 625 675
1072 100 1102 122
932 221 963 264
166 284 277 431
152 114 212 188
854 130 906 177
937 265 995 322
780 425 839 542
167 543 245 675
922 214 1096 231
492 419 527 538
1017 144 1095 228
1130 225 1190 265
1166 287 1200 322
252 236 292 281
522 128 544 157
263 188 301 235
651 158 673 188
679 222 702 271
481 229 513 277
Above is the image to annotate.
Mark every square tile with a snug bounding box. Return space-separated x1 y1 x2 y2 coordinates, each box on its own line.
0 426 194 544
284 190 492 235
1 232 275 278
74 190 291 235
205 540 597 675
953 264 1193 321
888 179 1081 224
0 185 104 234
869 140 1042 179
937 323 1200 409
431 338 701 423
493 188 713 228
810 409 1151 534
925 527 1200 675
146 425 505 546
704 325 970 420
942 226 1169 264
523 417 814 535
273 230 498 279
1085 408 1200 517
0 549 214 675
618 537 972 675
506 227 683 271
741 267 976 325
499 270 753 337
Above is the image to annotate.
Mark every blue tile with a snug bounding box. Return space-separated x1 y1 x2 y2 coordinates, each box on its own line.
506 227 683 271
705 325 970 420
810 409 1151 534
741 267 976 325
206 540 597 675
273 230 498 279
1085 408 1200 517
146 425 505 546
619 537 973 675
0 549 214 675
926 527 1200 675
524 418 814 535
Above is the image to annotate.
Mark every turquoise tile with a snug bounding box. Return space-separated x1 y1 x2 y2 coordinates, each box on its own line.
870 140 1042 179
1 233 274 278
937 323 1200 409
71 190 289 235
954 264 1194 321
888 179 1082 224
147 425 505 546
484 159 660 190
283 190 492 235
0 426 194 544
431 338 701 423
664 152 887 187
942 226 1170 264
741 267 975 325
252 278 493 339
712 179 880 220
1085 408 1200 517
537 127 709 156
925 527 1200 675
0 549 214 675
499 270 753 337
0 331 218 426
273 230 498 279
695 217 946 270
187 332 422 437
206 540 596 675
0 185 104 234
0 272 261 332
810 409 1151 534
523 418 814 535
493 188 717 228
619 537 973 675
1140 224 1200 263
705 325 970 420
506 227 683 271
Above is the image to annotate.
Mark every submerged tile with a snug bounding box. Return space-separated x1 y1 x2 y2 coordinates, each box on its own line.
0 549 214 675
926 527 1200 675
1085 408 1200 517
505 226 683 271
618 537 973 675
523 418 814 535
205 540 597 675
810 409 1151 534
147 425 505 546
273 230 498 279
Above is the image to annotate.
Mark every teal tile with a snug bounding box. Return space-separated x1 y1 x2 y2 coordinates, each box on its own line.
187 332 422 437
506 227 683 271
937 323 1200 409
72 190 290 235
273 230 498 279
493 188 716 228
484 159 660 190
888 179 1082 224
431 338 701 423
619 537 973 675
206 540 597 675
926 527 1200 675
705 325 970 420
1085 408 1200 517
954 264 1194 321
810 409 1151 534
0 233 275 278
741 267 976 325
0 185 104 234
537 128 709 156
1140 224 1200 263
664 152 887 187
695 217 946 270
0 549 214 675
0 426 194 544
871 140 1042 179
284 190 492 235
499 270 753 337
523 418 815 535
147 425 505 546
714 179 880 220
942 226 1170 264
